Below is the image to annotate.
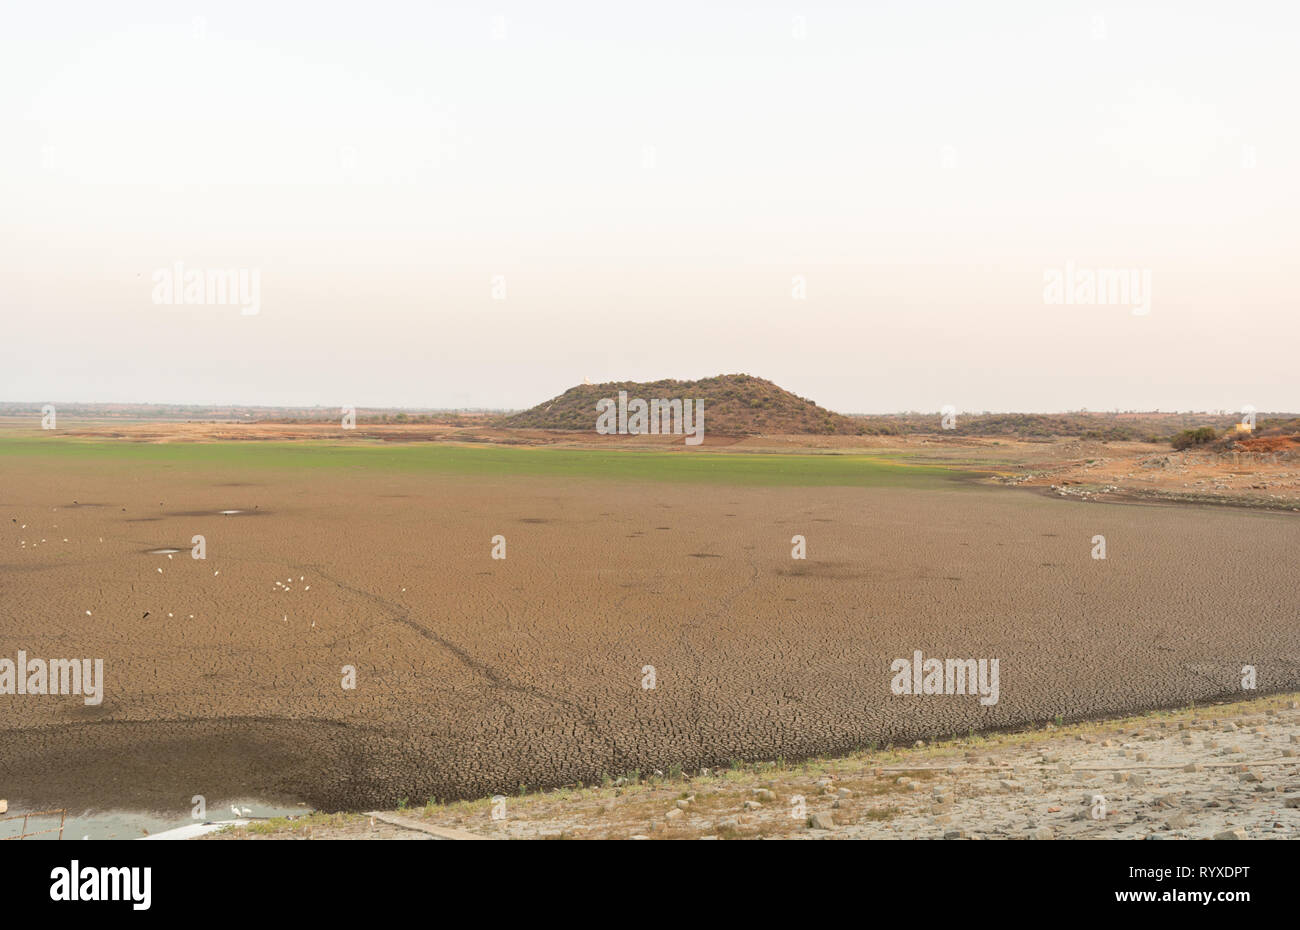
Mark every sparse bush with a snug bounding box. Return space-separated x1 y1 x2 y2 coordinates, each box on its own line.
1171 426 1217 450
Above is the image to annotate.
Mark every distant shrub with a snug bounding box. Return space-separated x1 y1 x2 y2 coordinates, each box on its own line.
1171 426 1217 450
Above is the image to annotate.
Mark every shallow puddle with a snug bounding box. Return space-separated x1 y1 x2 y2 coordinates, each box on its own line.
0 801 312 840
165 509 268 517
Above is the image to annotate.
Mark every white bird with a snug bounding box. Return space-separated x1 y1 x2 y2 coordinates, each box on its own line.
240 807 252 817
231 805 241 819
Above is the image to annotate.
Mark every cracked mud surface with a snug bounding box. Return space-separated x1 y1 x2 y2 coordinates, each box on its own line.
218 694 1299 840
2 455 1297 812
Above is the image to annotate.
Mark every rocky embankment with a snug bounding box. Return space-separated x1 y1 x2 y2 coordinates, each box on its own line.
998 448 1300 511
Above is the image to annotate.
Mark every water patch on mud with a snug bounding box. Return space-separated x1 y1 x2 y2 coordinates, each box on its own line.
1 802 311 841
167 509 269 517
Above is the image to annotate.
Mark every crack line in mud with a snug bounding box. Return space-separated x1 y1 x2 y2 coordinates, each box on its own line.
295 563 632 781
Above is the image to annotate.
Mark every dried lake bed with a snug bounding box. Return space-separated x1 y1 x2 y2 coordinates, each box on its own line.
1 438 1297 813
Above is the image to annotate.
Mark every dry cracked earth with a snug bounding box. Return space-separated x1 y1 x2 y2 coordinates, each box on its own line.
214 694 1299 840
2 453 1298 816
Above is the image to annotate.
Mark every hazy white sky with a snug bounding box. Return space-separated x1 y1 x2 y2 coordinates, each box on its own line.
2 1 1296 412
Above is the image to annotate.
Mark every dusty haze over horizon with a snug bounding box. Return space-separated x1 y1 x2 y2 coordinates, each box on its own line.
2 2 1297 413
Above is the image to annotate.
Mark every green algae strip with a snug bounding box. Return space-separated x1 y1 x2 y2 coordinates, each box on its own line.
0 435 969 489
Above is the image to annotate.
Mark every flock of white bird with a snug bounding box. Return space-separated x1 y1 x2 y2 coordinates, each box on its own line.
15 512 317 827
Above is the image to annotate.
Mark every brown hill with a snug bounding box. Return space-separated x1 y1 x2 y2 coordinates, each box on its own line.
499 374 865 435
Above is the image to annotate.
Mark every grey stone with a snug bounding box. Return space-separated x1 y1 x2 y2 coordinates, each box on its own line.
1213 828 1247 840
808 812 835 830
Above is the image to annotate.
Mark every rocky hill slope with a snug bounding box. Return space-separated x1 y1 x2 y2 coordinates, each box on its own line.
499 374 863 435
